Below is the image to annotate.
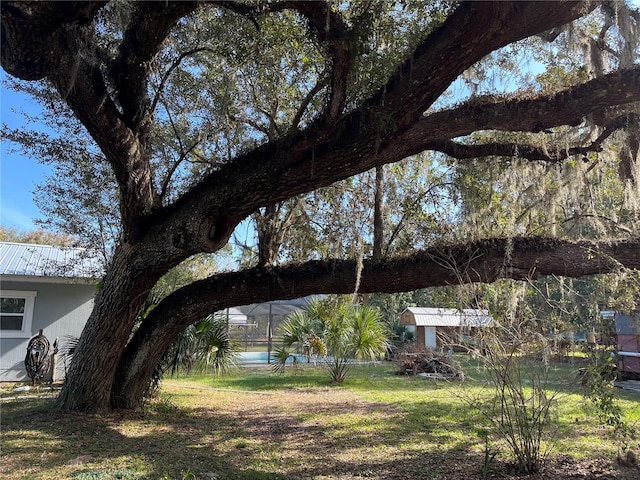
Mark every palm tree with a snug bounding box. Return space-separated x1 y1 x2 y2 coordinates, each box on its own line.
162 313 239 376
351 304 392 362
280 308 327 363
324 302 390 382
277 297 390 382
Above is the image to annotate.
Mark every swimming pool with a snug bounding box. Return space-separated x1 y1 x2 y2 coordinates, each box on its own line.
238 351 271 364
237 351 310 365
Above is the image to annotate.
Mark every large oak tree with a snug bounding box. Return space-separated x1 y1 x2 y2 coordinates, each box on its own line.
2 1 640 410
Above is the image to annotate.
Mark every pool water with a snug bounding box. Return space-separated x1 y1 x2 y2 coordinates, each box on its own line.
237 351 310 364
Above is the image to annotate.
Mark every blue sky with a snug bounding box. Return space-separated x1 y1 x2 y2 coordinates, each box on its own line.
0 70 51 232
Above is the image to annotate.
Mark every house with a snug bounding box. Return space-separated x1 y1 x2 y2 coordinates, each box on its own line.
0 242 103 382
400 307 494 350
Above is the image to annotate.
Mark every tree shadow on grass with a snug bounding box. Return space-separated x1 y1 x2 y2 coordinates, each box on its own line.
2 384 637 480
1 392 477 480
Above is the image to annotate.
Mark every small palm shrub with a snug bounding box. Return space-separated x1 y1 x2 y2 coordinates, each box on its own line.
270 346 299 375
161 313 239 377
277 297 390 382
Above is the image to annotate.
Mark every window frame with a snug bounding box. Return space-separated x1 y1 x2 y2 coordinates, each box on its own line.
0 290 37 338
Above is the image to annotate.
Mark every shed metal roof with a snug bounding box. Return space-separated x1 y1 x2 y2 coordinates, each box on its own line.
402 307 494 327
0 242 103 280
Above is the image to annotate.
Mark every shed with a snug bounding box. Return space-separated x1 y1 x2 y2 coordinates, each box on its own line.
611 311 640 377
400 307 494 349
0 242 102 381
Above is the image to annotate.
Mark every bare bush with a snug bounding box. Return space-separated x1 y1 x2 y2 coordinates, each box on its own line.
462 330 562 474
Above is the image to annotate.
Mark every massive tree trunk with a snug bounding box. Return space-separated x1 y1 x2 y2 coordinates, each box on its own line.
373 166 385 261
57 243 176 410
3 1 640 411
57 246 152 410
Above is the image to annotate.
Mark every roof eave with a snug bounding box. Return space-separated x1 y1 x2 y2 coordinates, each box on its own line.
0 274 100 285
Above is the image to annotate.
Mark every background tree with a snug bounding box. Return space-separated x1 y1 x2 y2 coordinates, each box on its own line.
2 1 640 411
0 226 76 246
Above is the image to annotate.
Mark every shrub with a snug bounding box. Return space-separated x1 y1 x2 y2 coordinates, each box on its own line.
581 349 638 463
464 330 561 474
396 346 463 378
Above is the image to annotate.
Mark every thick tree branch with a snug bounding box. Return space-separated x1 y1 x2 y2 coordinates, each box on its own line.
428 140 584 163
364 1 598 130
112 1 199 132
151 237 640 322
290 1 353 128
114 235 640 405
47 54 159 236
1 1 106 79
424 113 638 162
411 66 640 141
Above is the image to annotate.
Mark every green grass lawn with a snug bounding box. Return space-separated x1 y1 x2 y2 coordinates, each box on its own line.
1 357 639 479
182 358 640 456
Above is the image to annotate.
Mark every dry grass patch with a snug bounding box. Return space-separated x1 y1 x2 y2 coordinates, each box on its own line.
1 364 639 479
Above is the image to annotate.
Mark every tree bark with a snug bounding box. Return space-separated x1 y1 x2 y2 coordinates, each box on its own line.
373 166 385 261
256 204 280 267
56 243 169 410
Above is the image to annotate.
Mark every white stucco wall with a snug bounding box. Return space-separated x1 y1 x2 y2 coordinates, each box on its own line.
1 280 96 382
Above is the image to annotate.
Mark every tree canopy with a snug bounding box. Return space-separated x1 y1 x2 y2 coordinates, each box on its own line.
2 0 640 411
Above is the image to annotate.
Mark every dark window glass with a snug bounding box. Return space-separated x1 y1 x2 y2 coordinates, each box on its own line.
0 315 24 330
0 298 25 314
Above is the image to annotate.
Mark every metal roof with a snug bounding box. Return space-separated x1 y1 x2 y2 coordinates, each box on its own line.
402 307 494 327
236 298 313 318
0 242 103 280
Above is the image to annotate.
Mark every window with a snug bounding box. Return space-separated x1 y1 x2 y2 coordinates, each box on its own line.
0 290 37 338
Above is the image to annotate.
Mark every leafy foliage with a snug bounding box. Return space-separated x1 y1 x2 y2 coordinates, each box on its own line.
160 314 239 377
278 297 390 383
582 349 639 461
0 226 77 247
